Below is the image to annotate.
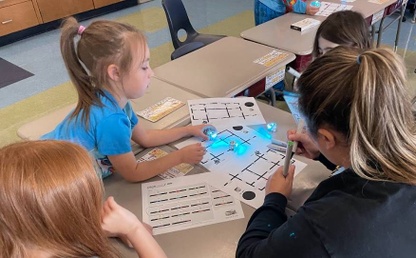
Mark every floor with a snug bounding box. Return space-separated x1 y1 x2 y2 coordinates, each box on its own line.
0 0 415 146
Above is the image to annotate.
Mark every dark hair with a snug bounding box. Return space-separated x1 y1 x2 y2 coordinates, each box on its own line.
312 10 371 58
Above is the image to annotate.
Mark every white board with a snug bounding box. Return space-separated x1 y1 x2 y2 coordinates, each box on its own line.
188 97 266 127
175 125 307 208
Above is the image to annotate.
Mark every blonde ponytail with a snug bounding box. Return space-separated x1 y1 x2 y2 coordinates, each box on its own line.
350 49 416 183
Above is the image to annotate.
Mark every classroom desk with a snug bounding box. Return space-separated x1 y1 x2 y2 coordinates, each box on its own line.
105 101 330 258
16 78 198 140
153 36 295 105
240 0 397 71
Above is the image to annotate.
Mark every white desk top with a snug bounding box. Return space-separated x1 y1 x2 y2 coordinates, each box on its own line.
106 101 330 258
154 36 295 98
242 13 325 55
16 78 196 140
240 0 397 55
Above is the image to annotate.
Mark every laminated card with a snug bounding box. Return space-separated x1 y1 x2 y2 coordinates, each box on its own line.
137 97 184 122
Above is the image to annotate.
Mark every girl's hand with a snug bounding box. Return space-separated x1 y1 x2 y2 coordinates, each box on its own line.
287 129 320 160
101 196 143 238
266 165 295 198
188 124 214 140
306 3 319 15
178 143 206 164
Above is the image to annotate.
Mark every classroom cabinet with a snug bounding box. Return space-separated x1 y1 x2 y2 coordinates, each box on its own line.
36 0 94 23
0 0 40 36
0 0 148 38
93 0 123 9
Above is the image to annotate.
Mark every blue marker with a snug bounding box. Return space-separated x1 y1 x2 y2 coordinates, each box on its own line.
267 144 286 153
271 138 288 148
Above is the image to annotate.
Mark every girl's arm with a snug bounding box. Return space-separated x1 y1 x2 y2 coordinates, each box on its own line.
101 197 167 258
131 123 208 148
108 142 205 182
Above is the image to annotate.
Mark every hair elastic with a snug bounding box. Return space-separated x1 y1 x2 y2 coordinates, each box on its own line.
78 25 86 35
356 55 361 65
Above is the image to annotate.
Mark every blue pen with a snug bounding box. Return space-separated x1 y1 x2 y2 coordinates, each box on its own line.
271 138 288 148
267 143 287 153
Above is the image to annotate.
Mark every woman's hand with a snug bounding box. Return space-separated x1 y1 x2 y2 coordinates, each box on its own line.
265 165 295 198
287 129 320 159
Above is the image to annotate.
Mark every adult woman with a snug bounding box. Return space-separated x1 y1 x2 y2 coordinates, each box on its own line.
237 47 416 257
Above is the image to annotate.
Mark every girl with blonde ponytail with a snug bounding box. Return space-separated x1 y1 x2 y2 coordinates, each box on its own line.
42 17 210 182
237 47 416 257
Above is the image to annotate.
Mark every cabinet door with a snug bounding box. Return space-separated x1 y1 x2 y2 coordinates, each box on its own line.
36 0 94 23
0 1 39 36
93 0 122 9
0 0 28 8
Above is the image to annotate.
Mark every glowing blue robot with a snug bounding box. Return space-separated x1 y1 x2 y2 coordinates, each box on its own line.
203 126 218 141
310 0 321 8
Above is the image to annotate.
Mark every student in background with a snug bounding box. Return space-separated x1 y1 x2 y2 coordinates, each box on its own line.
312 10 371 58
237 47 416 257
254 0 318 97
42 17 208 182
254 0 319 26
0 140 167 258
289 10 372 154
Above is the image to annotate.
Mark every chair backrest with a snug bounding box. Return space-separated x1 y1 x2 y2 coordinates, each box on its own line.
162 0 198 49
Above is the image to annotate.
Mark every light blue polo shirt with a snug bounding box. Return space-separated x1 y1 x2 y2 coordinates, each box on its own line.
42 91 138 178
259 0 307 14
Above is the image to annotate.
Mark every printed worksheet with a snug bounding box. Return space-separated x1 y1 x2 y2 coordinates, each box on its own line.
137 148 193 179
142 173 244 235
316 2 353 16
188 97 266 127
